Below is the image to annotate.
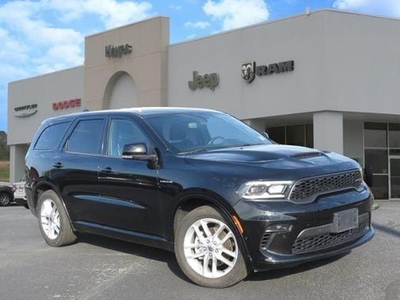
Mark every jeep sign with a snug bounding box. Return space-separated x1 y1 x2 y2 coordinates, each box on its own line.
188 71 219 91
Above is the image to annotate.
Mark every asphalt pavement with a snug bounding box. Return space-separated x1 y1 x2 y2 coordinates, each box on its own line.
0 202 399 300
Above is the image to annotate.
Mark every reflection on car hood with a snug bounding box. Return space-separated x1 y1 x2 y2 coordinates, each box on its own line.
184 144 356 171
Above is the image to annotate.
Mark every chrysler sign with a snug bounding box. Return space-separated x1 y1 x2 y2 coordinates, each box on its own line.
242 60 294 83
14 104 38 118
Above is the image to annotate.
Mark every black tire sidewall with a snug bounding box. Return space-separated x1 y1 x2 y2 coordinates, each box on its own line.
174 206 248 288
37 190 76 247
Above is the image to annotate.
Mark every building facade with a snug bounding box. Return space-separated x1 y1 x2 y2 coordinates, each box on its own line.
7 10 400 200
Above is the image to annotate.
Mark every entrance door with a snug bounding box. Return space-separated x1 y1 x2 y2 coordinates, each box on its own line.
389 157 400 199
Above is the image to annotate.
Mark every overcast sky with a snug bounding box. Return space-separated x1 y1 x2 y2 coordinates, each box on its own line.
1 0 400 132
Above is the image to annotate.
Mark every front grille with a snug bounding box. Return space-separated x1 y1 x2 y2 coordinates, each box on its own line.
291 214 369 254
289 170 362 203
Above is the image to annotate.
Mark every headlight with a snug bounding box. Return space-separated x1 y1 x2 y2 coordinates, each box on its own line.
237 181 293 200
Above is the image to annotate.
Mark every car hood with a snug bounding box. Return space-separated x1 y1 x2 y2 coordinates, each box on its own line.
184 144 358 178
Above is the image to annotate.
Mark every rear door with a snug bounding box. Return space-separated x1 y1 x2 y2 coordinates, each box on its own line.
52 117 106 223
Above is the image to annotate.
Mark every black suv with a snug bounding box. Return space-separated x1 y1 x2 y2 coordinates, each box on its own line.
25 108 374 288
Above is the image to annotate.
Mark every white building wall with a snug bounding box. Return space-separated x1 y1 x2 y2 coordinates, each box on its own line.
313 111 343 154
8 66 84 146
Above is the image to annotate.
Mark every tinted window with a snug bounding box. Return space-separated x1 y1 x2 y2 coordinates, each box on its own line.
364 122 387 147
107 119 149 157
66 119 104 155
34 122 69 150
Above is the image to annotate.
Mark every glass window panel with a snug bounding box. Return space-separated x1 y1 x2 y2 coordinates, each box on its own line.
390 158 400 177
390 177 400 198
370 175 388 199
107 119 149 157
364 122 387 148
389 149 400 155
286 125 305 146
34 122 69 150
306 124 313 148
389 123 400 148
365 149 388 174
267 126 285 144
67 119 104 155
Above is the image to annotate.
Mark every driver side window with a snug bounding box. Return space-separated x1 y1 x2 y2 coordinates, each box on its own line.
107 119 149 157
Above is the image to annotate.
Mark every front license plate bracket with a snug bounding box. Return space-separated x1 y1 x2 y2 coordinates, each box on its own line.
332 208 358 233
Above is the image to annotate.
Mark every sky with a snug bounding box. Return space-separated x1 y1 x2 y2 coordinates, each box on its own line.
1 0 400 132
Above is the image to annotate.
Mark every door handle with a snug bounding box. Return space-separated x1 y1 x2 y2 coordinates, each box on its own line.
52 162 63 168
100 167 114 174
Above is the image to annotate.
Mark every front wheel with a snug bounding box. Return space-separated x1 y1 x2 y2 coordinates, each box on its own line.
37 190 77 247
175 206 248 288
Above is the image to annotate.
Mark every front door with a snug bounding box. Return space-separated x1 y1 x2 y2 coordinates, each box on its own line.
389 156 400 199
97 118 163 236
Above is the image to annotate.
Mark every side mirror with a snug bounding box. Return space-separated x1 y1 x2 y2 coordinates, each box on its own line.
122 143 158 163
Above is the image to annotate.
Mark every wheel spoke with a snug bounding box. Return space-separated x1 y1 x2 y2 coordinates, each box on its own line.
220 231 233 245
221 248 236 259
202 255 212 277
200 220 213 239
212 223 226 240
184 243 202 249
192 224 207 244
216 253 235 268
52 222 60 235
187 251 207 259
211 255 218 278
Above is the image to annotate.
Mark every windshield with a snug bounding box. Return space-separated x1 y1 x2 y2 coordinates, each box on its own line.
143 111 272 154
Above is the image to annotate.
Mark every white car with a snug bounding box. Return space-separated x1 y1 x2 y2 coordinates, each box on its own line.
12 180 28 208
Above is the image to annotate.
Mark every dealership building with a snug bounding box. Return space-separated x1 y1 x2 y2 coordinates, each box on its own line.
7 9 400 200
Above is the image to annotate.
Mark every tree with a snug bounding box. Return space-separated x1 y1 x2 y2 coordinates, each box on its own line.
0 131 10 160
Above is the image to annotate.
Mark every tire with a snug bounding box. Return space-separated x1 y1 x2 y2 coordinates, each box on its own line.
0 192 11 206
37 190 77 247
175 206 248 288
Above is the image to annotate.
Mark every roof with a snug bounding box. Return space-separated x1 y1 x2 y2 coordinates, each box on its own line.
41 107 220 125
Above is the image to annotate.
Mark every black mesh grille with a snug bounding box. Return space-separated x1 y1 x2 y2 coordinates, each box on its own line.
291 214 369 254
289 170 362 202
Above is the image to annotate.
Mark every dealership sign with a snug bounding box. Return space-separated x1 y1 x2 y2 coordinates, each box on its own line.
241 60 294 83
188 71 219 91
53 98 82 110
14 104 38 118
105 44 132 58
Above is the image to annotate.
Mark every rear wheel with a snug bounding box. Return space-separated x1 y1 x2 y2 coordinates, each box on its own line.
37 190 77 247
175 206 248 288
0 192 11 206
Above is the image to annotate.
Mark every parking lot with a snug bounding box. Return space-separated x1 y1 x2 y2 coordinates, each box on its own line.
0 202 399 300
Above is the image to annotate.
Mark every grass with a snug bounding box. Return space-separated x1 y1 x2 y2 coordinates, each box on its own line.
0 161 10 182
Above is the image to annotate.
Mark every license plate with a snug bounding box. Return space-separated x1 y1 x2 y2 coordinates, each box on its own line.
332 208 359 233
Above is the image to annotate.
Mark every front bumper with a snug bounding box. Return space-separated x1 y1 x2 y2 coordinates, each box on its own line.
234 185 374 271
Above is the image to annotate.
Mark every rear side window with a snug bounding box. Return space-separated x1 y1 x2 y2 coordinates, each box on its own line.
34 122 70 150
66 119 105 155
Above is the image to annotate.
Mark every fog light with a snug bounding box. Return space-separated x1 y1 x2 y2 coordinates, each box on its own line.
265 224 292 233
